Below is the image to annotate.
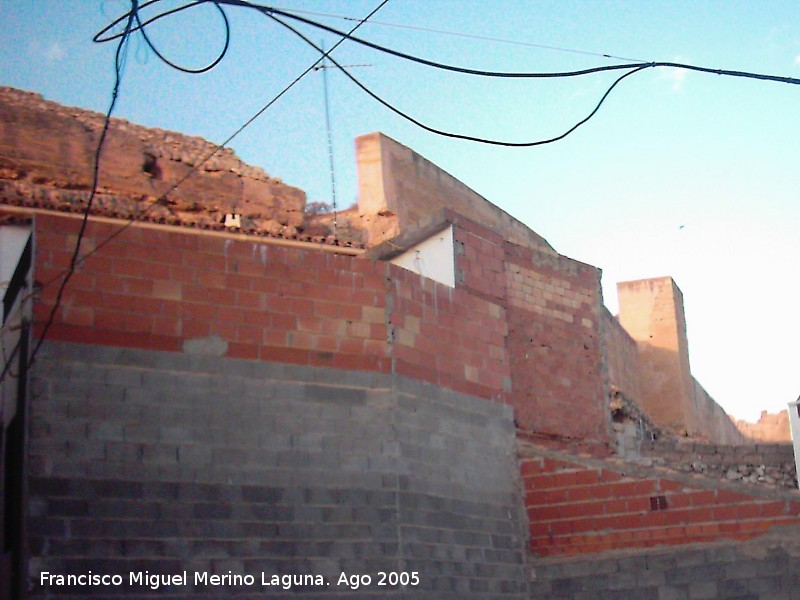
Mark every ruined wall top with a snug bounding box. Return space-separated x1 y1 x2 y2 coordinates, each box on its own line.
0 86 309 237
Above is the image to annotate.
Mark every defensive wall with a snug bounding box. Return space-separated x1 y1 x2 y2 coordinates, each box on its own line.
616 277 745 443
1 88 798 598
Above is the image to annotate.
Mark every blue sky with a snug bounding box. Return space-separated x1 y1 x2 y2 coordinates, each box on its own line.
1 1 798 422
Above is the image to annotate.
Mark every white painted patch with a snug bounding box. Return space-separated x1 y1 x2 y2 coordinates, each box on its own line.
390 225 455 288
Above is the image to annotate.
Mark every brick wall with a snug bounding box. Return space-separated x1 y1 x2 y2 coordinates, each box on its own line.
29 342 530 598
32 209 613 441
521 444 800 557
33 212 509 402
505 244 609 445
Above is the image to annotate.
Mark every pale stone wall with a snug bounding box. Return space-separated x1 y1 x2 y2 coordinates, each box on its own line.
616 277 745 444
355 132 556 254
0 87 305 233
617 277 695 434
601 307 642 403
736 411 792 443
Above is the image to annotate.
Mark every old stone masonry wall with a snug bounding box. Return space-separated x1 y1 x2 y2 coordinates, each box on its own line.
28 342 530 599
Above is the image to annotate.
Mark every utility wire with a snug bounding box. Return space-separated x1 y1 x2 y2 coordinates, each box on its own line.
10 0 392 381
275 6 645 63
25 2 138 370
263 13 638 146
116 2 800 87
74 0 389 264
19 0 800 378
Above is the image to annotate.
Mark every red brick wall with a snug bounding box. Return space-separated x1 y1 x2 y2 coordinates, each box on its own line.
33 210 614 439
33 213 509 400
522 453 800 557
505 244 609 443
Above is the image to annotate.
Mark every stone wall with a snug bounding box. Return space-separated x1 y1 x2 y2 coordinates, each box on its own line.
601 308 642 403
616 277 695 434
0 87 305 234
354 133 556 254
641 439 798 489
736 410 792 443
29 342 530 598
692 377 747 444
616 277 744 444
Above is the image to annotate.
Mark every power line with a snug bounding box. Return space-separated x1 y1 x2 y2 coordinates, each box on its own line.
258 4 800 85
20 0 800 377
77 0 390 259
275 6 645 63
11 0 392 379
267 13 649 147
26 1 138 370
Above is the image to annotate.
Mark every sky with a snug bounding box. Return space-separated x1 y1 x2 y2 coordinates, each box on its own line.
1 1 798 422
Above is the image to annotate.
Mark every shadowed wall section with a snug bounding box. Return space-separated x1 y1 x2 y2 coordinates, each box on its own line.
29 342 531 599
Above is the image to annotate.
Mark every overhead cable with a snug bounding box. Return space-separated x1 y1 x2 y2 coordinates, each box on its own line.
266 12 650 147
17 0 392 375
25 2 139 371
274 6 646 63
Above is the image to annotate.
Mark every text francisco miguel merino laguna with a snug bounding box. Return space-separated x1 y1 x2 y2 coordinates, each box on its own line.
40 570 421 590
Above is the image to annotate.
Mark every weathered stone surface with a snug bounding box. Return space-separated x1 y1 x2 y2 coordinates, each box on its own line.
0 86 305 230
736 410 792 443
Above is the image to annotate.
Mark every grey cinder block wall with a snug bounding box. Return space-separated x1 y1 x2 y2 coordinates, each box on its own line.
27 342 531 598
529 527 800 600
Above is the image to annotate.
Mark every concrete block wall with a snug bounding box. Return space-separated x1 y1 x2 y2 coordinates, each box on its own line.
529 527 800 599
521 444 800 557
28 342 530 598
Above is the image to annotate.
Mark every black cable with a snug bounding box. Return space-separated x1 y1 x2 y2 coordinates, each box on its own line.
19 0 392 354
110 1 800 87
23 3 138 371
96 0 230 73
275 6 646 63
266 12 649 147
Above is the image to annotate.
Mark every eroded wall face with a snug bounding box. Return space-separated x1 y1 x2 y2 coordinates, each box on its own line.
0 87 305 232
29 342 530 599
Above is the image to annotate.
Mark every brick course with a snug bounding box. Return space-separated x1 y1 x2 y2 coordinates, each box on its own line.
521 443 800 557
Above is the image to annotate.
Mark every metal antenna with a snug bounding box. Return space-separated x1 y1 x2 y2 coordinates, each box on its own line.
313 41 371 238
